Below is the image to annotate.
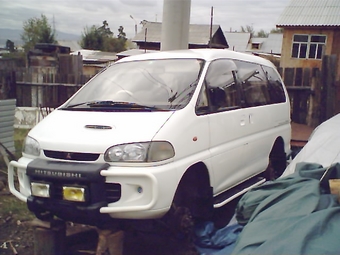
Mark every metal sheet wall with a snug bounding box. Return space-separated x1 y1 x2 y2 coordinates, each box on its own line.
0 99 16 153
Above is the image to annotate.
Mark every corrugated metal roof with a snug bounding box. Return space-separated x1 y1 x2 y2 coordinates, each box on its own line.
58 40 82 52
0 99 16 153
71 49 117 62
224 32 251 52
132 21 221 45
277 0 340 27
260 33 283 55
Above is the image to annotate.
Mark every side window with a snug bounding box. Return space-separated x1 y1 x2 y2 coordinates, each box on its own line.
234 60 269 107
198 59 241 113
262 66 286 104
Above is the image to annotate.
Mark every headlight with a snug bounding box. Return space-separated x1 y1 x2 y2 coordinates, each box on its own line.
104 141 175 162
31 182 50 198
23 136 40 156
63 186 86 202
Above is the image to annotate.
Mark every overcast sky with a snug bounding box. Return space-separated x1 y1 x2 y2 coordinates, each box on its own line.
0 0 291 39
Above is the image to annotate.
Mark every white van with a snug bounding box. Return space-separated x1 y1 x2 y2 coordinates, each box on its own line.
8 49 290 230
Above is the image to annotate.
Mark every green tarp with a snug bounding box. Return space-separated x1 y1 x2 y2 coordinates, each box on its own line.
232 162 340 255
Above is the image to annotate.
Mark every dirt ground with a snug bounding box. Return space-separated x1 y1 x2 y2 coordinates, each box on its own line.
0 169 237 255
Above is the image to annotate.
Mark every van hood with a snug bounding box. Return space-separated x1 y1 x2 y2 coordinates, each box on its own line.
29 109 174 153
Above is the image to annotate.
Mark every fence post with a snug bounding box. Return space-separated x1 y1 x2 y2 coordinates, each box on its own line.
320 55 337 123
306 68 320 127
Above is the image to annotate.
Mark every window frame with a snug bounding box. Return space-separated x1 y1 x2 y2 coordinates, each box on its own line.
291 34 326 60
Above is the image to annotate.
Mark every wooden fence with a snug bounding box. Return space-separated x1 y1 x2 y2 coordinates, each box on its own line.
15 72 92 108
1 56 94 108
281 54 338 127
1 55 339 127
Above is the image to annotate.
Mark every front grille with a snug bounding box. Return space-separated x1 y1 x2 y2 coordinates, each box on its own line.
44 150 100 161
105 183 121 203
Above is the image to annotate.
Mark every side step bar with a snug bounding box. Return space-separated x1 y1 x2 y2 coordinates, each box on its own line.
213 176 266 208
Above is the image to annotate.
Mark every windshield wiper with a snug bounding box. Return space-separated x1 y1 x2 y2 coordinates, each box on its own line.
63 100 165 111
87 101 161 110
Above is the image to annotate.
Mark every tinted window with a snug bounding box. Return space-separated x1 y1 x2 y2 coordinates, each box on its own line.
234 60 269 107
262 66 286 104
202 59 242 112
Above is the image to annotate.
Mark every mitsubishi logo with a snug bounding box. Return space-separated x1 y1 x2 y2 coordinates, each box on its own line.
66 153 72 159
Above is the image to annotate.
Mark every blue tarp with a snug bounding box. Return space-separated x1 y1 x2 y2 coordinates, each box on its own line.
195 162 340 255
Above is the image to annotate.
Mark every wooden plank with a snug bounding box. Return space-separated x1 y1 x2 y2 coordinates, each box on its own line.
295 68 303 86
303 68 310 87
284 68 294 86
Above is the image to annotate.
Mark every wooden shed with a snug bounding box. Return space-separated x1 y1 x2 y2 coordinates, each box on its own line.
277 0 340 126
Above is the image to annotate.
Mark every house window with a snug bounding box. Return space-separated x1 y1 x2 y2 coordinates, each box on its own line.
251 43 260 50
291 34 326 59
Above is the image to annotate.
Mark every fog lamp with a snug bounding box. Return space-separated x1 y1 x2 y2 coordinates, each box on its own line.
63 186 86 202
31 182 50 198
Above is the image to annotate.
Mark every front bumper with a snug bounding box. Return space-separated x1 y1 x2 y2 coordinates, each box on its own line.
8 158 166 226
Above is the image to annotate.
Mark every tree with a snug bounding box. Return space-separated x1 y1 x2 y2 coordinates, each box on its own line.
80 21 127 52
81 25 104 50
240 25 255 37
270 27 283 33
256 29 269 38
21 14 56 52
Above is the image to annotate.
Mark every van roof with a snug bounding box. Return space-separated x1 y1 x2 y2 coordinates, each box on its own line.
117 48 274 67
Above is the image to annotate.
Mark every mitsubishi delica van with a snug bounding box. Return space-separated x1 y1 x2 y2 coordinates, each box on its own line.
8 49 290 230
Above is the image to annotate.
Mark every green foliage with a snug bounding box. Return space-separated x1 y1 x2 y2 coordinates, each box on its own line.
257 29 269 38
270 27 284 33
21 14 57 52
80 21 127 52
240 25 283 38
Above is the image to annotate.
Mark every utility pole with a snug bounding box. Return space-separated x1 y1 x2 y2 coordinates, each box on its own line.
130 15 137 36
161 0 191 51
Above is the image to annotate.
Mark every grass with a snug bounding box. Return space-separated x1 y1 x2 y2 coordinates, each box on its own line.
0 196 33 220
14 128 30 158
0 128 30 169
0 128 33 221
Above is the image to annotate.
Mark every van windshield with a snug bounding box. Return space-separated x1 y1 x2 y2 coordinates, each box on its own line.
64 58 204 111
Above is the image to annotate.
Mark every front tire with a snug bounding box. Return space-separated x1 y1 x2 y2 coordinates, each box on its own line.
264 142 287 180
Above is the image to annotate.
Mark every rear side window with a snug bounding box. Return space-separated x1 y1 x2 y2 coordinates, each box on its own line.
262 66 286 104
196 58 287 115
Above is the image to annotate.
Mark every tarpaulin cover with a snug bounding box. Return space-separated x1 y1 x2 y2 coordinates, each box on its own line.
232 162 340 255
283 113 340 177
194 216 243 255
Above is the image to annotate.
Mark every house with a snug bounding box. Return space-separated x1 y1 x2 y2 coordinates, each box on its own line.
223 32 251 52
249 33 283 56
277 0 340 125
132 21 228 50
71 49 117 76
58 40 82 52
